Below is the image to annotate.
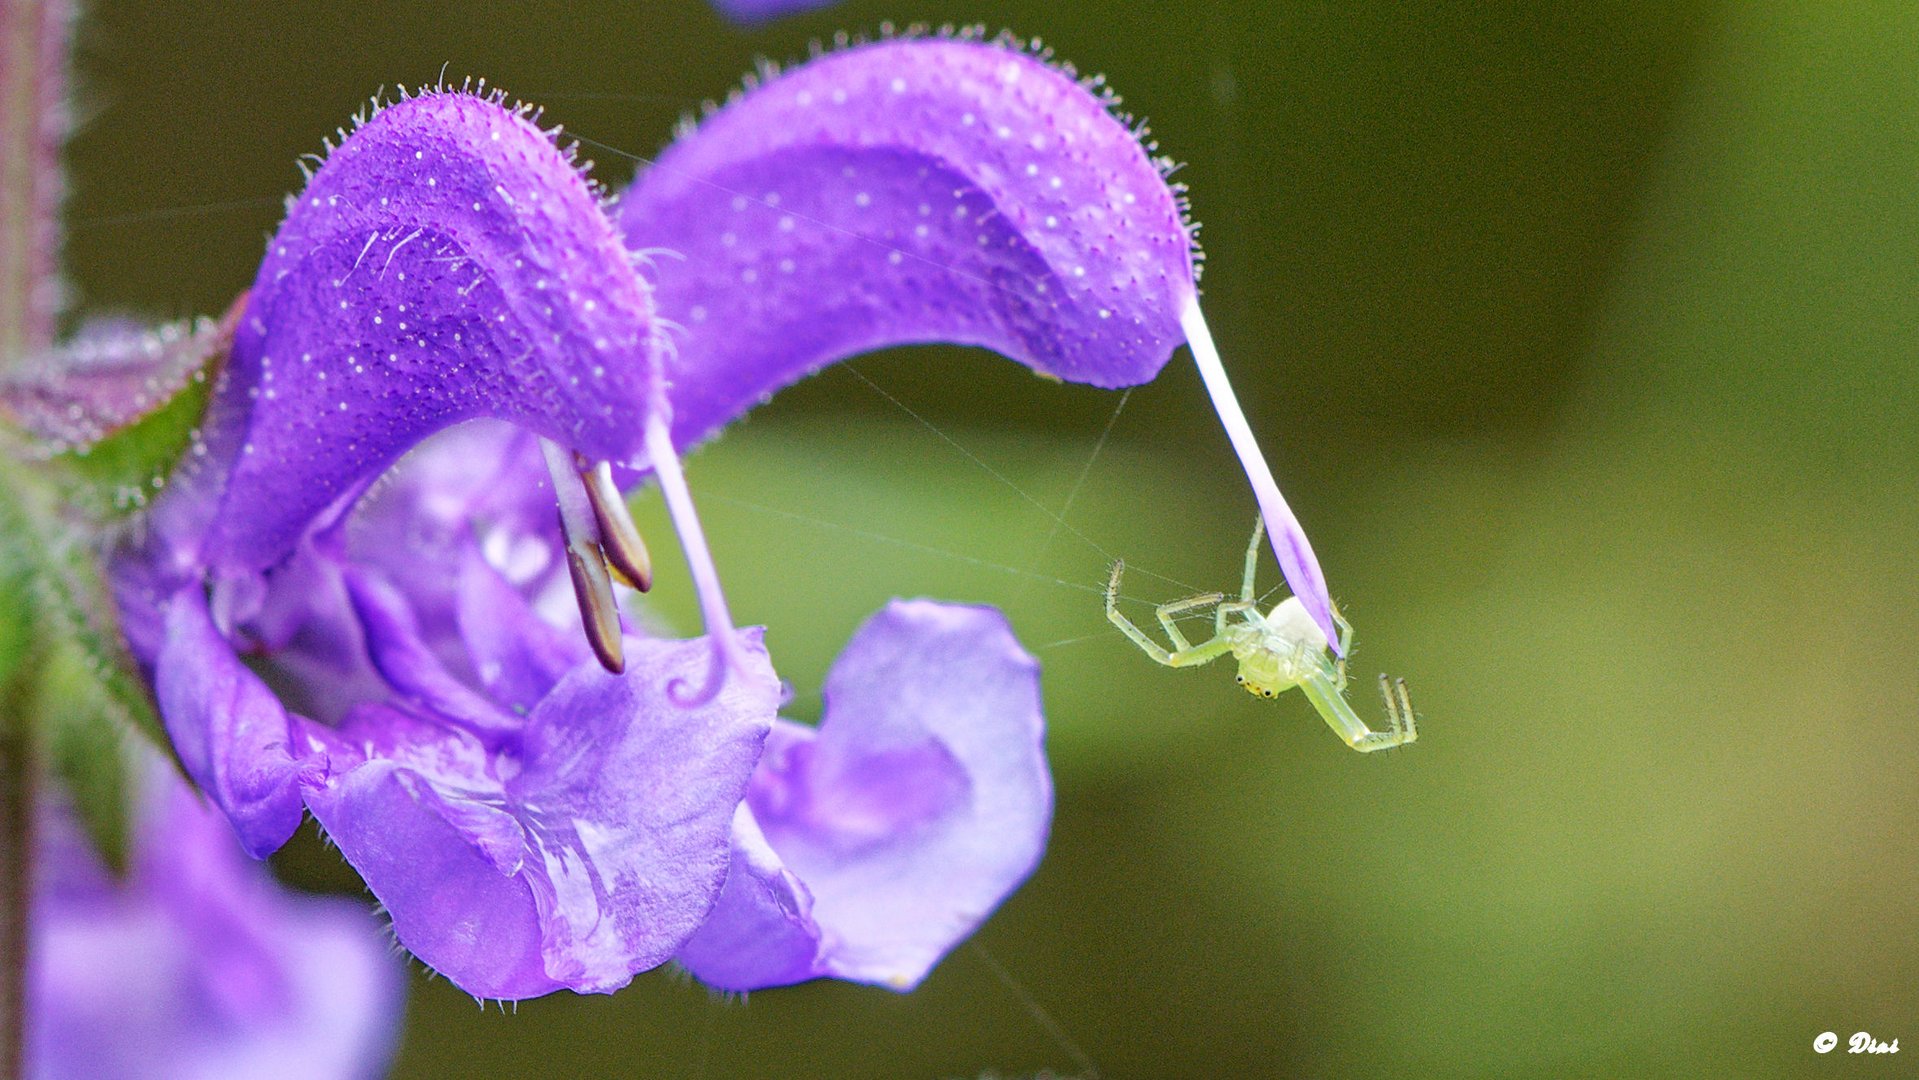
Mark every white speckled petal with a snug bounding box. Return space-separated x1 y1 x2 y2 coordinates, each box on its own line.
618 38 1196 451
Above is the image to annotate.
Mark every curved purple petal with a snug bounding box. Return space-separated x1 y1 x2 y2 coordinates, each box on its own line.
342 565 523 741
152 587 312 857
305 633 778 998
681 600 1050 991
617 37 1341 647
31 765 404 1080
203 89 663 573
673 806 821 989
303 746 556 999
454 541 589 712
616 37 1196 452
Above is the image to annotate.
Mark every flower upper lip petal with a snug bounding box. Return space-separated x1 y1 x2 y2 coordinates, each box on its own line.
616 37 1344 646
201 90 663 575
616 38 1197 458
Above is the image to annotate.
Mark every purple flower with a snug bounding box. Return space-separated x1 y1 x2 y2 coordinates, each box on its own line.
113 33 1314 1001
708 0 842 24
30 763 403 1080
116 89 785 998
138 419 781 999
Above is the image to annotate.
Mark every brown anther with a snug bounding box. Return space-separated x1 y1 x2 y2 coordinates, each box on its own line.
563 540 625 674
578 458 652 592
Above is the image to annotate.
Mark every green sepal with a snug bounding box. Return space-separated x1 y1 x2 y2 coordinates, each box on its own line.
0 458 165 744
36 642 141 872
0 457 170 871
54 370 211 520
1 301 235 522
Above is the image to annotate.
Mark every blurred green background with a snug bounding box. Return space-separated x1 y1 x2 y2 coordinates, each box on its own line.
57 0 1918 1076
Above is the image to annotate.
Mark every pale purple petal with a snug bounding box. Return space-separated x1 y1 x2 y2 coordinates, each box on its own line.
228 548 398 725
509 631 778 989
454 541 588 712
341 565 523 741
708 0 841 24
617 37 1196 453
30 765 404 1080
672 805 821 989
681 600 1050 991
203 90 663 573
153 587 312 857
346 420 561 625
306 633 778 998
303 746 556 999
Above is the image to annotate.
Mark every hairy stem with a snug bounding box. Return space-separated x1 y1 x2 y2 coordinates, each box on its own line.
1 0 70 369
1 2 68 1069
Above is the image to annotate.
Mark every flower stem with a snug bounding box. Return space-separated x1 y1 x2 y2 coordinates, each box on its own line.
0 702 30 1080
1 0 69 371
1 2 67 1070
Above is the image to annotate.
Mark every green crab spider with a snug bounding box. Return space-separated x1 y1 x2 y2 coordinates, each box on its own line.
1105 519 1417 753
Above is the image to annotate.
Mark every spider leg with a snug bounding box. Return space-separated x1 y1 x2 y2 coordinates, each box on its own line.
1380 674 1418 745
1241 516 1266 603
1214 600 1258 638
1296 663 1419 753
1156 592 1225 651
1107 561 1235 668
1107 559 1176 663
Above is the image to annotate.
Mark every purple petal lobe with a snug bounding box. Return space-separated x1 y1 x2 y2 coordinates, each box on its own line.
454 541 588 712
685 600 1051 991
306 633 778 998
205 91 661 572
153 587 311 857
342 565 523 740
674 806 821 990
617 38 1197 451
304 750 557 999
509 631 777 990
